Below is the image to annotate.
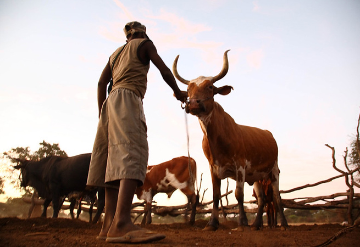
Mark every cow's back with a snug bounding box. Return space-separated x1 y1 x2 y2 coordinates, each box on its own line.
144 156 196 194
237 124 278 169
50 153 91 195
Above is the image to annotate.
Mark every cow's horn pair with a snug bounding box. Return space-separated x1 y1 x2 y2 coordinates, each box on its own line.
172 50 230 85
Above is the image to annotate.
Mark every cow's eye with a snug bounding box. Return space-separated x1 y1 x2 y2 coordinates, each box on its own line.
208 86 213 90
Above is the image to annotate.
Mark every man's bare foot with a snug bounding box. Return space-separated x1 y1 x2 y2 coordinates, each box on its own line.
107 221 142 238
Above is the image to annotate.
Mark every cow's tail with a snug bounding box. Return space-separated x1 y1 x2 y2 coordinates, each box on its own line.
188 157 198 194
188 157 199 208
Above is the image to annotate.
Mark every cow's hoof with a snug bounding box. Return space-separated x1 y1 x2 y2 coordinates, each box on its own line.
237 226 245 232
203 225 218 231
250 226 260 231
281 226 288 231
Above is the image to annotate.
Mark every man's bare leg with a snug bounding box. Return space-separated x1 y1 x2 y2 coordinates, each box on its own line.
106 179 142 238
98 187 118 238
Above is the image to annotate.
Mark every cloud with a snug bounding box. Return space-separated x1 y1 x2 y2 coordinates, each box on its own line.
251 1 293 16
98 2 223 55
98 21 124 43
246 49 264 69
113 0 136 20
98 0 139 43
253 1 260 12
147 9 211 35
144 8 221 53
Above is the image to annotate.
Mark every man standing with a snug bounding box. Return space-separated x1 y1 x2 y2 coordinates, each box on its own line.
87 21 187 243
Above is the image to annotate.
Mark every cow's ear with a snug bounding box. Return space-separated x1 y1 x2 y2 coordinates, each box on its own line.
215 85 233 95
13 164 23 169
13 159 28 169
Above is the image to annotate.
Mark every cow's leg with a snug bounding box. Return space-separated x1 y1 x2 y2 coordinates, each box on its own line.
69 198 76 219
76 198 82 219
268 202 276 228
184 196 191 222
141 200 152 226
184 193 198 225
235 166 248 228
146 201 152 225
271 163 288 229
251 181 264 230
41 198 51 218
28 191 37 219
189 193 198 225
50 183 61 218
92 188 105 224
181 185 198 225
204 175 221 231
274 205 278 227
54 196 65 218
235 182 248 227
272 184 287 229
266 205 271 227
88 197 94 223
266 204 270 227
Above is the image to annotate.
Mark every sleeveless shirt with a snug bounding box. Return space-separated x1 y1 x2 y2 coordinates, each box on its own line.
109 38 150 99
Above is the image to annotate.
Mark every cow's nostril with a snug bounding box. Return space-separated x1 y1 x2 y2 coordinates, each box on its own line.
196 99 201 103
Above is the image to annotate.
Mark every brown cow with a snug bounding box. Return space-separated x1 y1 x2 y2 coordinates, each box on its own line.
135 156 198 225
172 50 288 231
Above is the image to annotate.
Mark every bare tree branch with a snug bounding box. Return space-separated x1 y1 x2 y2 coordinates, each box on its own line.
357 113 360 160
325 144 346 175
280 174 344 194
200 188 208 204
343 148 352 188
200 190 233 206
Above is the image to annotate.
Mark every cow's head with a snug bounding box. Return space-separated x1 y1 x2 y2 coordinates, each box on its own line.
13 159 30 188
173 50 233 117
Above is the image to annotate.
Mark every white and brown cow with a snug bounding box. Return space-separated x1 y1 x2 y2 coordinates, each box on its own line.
172 50 288 231
135 156 198 225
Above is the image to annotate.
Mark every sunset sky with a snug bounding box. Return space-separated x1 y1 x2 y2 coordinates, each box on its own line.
1 0 359 206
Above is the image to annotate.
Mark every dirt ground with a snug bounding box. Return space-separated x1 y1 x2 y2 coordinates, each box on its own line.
0 217 359 247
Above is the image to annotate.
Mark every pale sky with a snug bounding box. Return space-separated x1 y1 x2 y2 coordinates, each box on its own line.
0 0 359 207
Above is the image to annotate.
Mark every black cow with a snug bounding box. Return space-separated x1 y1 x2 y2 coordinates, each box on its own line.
14 153 104 223
67 188 105 223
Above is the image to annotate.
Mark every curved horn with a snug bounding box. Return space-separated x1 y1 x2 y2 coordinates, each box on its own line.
172 55 190 85
212 50 230 83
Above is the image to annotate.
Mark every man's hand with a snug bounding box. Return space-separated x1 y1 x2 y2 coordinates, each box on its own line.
174 90 188 103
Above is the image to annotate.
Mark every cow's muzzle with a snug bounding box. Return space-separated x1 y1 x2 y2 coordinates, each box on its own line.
181 99 190 113
185 98 207 115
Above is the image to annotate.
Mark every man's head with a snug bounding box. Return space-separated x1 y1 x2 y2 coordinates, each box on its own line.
124 21 146 39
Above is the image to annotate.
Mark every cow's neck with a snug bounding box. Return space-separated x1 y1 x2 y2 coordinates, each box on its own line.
199 102 232 134
198 102 239 154
25 163 48 196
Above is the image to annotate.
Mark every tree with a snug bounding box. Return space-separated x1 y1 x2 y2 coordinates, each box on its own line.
1 140 68 196
33 140 68 160
3 140 68 162
349 115 360 182
0 177 4 195
349 138 359 167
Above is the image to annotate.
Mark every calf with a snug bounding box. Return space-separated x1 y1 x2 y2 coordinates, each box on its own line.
253 179 277 228
67 187 105 223
135 156 198 225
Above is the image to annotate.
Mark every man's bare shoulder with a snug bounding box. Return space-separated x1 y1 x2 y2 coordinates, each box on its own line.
138 39 158 64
